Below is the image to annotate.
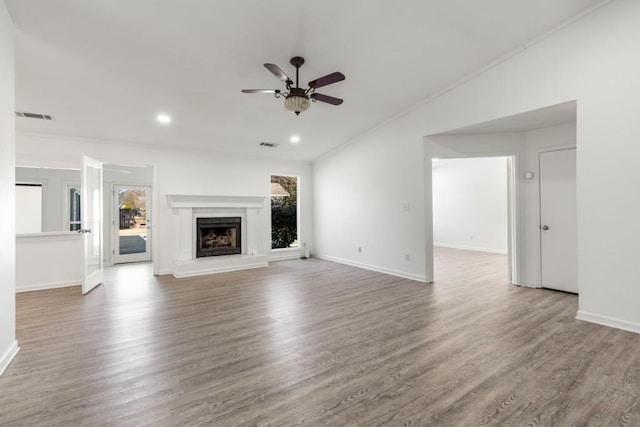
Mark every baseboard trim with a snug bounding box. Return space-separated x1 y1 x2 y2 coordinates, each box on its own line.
16 280 81 293
172 262 268 278
316 254 428 283
269 251 302 262
576 310 640 335
520 281 540 289
158 268 173 276
434 244 508 255
0 341 20 376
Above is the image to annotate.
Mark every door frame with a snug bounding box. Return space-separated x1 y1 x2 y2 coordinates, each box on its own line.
102 162 159 275
111 184 152 265
427 152 520 285
536 145 577 291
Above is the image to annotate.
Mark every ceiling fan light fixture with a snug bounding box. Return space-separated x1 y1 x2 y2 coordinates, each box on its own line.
284 93 310 116
242 56 344 116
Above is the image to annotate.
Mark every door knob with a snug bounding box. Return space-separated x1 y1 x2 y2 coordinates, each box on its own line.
542 225 549 230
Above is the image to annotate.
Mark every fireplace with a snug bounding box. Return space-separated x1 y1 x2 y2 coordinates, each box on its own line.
196 217 241 258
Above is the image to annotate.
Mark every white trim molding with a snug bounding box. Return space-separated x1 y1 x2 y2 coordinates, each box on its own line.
317 254 428 283
576 310 640 335
172 255 268 278
434 244 508 255
519 281 541 289
0 341 20 376
16 280 80 293
166 194 265 209
269 248 303 262
16 231 81 239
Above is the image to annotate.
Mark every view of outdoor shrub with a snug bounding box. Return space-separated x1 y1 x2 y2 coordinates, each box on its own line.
271 175 298 249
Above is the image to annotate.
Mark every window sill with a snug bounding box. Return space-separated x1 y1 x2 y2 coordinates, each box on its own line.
270 247 300 253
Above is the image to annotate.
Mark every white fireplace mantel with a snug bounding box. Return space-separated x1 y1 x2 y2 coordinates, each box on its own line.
167 194 268 278
166 194 265 209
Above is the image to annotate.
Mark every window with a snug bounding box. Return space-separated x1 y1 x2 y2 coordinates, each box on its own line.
67 186 81 231
270 175 298 249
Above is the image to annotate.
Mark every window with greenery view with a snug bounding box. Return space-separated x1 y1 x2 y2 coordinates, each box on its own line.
68 186 81 231
271 175 298 249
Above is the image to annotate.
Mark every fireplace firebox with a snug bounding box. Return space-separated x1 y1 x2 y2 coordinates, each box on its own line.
196 217 241 258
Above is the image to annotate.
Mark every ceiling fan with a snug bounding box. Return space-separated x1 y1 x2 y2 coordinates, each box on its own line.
242 56 345 116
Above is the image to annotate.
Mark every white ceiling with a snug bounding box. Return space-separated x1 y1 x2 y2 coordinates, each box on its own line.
6 0 604 161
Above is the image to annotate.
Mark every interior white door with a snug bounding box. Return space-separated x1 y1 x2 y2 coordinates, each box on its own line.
113 184 151 264
81 156 104 294
539 148 578 293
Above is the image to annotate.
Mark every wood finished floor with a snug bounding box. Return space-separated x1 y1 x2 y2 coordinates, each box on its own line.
1 248 640 426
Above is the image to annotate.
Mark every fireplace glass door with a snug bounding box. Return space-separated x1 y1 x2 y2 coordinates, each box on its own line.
196 217 241 257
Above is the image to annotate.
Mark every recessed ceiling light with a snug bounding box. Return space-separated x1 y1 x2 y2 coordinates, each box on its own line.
290 135 301 143
157 114 171 124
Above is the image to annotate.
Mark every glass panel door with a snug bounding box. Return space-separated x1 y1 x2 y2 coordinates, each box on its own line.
82 156 103 294
113 185 151 264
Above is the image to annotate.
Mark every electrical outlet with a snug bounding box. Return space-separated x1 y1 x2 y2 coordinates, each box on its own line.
405 253 411 262
358 246 362 253
470 235 475 241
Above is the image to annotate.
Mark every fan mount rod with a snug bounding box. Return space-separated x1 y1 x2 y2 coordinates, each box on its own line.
290 56 304 88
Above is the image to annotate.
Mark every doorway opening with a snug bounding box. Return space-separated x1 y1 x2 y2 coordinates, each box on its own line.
431 156 515 284
103 164 154 266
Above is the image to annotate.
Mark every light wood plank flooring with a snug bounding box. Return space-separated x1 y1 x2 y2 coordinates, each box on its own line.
1 248 639 426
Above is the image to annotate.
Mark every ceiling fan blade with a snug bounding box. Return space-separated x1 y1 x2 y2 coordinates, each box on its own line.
241 89 281 94
264 63 292 83
311 93 343 106
308 72 345 89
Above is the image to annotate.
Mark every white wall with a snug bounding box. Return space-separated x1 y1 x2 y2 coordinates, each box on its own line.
313 124 426 281
0 0 18 374
432 157 508 254
16 234 82 292
314 0 640 332
15 134 314 276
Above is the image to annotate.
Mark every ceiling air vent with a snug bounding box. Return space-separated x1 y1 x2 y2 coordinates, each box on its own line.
15 112 54 120
260 142 279 148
